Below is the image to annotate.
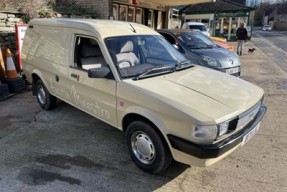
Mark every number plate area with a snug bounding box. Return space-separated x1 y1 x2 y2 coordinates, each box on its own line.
226 67 239 74
241 122 261 146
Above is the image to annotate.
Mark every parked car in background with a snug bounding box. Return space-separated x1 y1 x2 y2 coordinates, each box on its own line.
182 22 210 37
262 25 272 31
158 29 241 76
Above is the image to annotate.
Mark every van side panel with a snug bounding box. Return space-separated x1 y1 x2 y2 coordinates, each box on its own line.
23 26 70 67
22 26 72 96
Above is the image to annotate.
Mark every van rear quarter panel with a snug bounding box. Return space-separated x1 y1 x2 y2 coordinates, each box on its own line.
22 25 73 94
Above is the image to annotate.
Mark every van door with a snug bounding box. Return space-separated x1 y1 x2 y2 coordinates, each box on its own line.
68 35 117 126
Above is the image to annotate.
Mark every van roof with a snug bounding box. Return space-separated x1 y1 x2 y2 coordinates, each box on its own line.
29 18 159 38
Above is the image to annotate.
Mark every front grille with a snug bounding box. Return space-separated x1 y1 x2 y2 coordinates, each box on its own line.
215 101 262 143
236 102 261 130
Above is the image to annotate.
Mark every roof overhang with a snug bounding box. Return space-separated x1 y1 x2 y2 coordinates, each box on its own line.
143 0 215 6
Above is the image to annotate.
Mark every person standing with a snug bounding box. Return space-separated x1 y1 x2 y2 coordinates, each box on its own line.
236 23 248 56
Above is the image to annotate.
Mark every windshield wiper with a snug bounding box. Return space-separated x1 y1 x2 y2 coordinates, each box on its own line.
204 45 216 49
133 65 174 80
175 60 193 71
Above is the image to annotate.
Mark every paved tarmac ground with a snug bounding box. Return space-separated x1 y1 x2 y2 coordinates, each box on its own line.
0 34 287 191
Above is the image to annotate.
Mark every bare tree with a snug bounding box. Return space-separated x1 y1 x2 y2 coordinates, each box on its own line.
254 2 271 25
1 0 49 19
18 0 47 18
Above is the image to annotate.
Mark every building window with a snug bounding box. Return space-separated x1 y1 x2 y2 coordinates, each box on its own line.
113 4 119 20
147 10 154 28
119 5 128 21
128 6 135 22
136 8 142 23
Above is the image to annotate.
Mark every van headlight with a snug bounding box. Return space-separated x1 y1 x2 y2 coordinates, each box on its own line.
191 125 217 143
192 122 230 143
201 56 219 67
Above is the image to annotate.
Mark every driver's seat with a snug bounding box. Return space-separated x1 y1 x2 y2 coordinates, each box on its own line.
116 41 139 68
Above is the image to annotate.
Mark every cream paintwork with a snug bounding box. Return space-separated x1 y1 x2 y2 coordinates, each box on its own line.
118 67 263 144
68 68 117 125
22 19 264 167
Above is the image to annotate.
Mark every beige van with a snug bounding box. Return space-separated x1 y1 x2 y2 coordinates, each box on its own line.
22 19 267 173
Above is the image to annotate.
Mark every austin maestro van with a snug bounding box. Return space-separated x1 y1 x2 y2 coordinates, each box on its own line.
22 19 267 173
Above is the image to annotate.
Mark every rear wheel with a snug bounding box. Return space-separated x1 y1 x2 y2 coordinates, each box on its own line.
35 79 56 110
125 121 172 173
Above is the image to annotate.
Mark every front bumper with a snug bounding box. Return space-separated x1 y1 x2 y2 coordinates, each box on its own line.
168 104 267 159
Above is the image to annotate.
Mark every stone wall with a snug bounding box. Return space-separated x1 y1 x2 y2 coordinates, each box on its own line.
0 12 24 55
274 22 287 30
64 0 112 19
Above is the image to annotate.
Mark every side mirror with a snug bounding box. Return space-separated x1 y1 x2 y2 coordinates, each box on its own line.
173 44 179 50
88 66 113 79
173 44 184 53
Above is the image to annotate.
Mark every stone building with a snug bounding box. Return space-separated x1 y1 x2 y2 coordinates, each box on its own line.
0 11 24 55
65 0 213 29
264 5 287 31
0 0 213 57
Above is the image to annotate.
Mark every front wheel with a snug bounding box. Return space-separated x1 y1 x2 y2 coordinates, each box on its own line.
35 79 57 110
125 121 172 173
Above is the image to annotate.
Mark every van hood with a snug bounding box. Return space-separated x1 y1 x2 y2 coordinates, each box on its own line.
126 67 263 122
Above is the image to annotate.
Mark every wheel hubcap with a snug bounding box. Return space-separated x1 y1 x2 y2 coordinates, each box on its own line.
37 86 46 105
131 131 156 165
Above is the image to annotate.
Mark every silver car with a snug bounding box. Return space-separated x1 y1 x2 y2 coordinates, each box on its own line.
158 29 241 77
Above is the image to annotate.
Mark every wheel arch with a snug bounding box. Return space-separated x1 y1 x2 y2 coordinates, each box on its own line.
31 73 40 95
31 70 50 96
122 112 172 154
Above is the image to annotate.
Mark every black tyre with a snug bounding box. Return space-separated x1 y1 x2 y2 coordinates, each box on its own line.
3 77 26 93
0 84 9 100
125 121 172 174
35 79 57 110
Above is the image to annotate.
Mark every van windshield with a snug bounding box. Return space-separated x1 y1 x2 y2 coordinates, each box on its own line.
105 35 190 80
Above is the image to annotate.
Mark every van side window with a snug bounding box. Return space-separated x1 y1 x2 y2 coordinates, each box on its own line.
74 37 106 70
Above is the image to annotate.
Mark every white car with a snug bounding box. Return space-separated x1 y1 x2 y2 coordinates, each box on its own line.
262 25 272 31
184 22 210 37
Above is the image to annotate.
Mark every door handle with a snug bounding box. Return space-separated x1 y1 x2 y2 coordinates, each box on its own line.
71 73 79 81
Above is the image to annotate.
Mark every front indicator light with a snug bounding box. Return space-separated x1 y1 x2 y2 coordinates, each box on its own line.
218 122 229 137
